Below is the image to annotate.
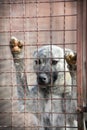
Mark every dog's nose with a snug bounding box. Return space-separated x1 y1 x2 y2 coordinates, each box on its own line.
37 73 49 85
38 75 46 82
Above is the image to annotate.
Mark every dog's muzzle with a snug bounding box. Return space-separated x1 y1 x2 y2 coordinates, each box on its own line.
37 72 58 86
37 73 50 85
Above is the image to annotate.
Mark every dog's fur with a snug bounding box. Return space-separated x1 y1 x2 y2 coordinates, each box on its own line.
33 45 77 130
10 37 77 130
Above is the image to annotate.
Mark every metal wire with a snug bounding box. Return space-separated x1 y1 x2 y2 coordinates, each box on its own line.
0 0 84 129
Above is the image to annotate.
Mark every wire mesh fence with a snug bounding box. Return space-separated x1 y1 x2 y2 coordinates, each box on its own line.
0 0 85 130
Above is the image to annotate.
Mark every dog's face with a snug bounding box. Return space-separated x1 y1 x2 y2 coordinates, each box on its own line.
33 45 70 90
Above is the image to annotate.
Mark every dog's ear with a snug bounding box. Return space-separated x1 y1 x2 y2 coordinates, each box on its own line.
64 49 77 71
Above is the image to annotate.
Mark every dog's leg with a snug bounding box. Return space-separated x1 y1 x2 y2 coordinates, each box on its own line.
10 36 29 111
10 37 44 130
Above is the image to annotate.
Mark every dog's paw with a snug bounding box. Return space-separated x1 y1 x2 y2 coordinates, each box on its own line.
10 36 23 54
65 52 77 65
65 51 77 71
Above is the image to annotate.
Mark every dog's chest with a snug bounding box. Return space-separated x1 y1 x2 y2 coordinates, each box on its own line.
42 94 64 127
44 94 63 113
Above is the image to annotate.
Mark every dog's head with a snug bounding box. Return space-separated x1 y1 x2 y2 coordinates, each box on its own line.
33 45 72 92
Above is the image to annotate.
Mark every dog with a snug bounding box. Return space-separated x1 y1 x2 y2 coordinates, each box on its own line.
33 45 77 130
10 37 77 130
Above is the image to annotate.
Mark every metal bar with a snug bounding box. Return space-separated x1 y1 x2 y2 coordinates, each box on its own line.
0 14 78 19
77 0 84 129
86 0 87 108
0 0 78 4
0 30 77 33
63 1 67 129
22 0 26 128
0 43 77 46
9 0 13 129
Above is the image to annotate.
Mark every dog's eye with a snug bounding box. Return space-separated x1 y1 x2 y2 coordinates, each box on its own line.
35 59 41 65
52 60 58 65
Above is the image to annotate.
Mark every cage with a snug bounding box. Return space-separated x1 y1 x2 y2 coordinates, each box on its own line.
0 0 87 130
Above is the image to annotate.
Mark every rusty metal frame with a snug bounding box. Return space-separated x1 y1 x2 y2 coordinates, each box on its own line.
86 0 87 108
77 0 87 130
77 0 84 130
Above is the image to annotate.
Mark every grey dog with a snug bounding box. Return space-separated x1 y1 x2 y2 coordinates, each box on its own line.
10 37 77 130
